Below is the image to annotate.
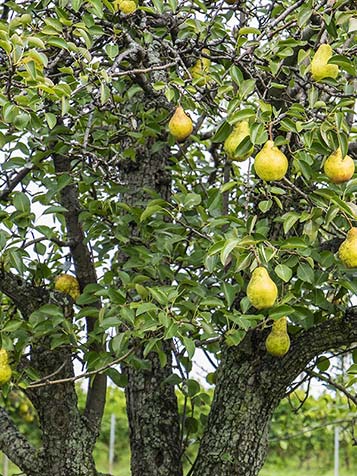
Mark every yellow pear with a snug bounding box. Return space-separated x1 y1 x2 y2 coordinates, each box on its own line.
254 140 288 181
55 274 81 300
0 349 9 365
19 403 29 414
265 317 290 357
247 266 278 309
324 148 354 184
191 49 211 86
23 413 34 423
113 0 137 13
168 106 193 142
311 44 339 82
224 120 254 162
338 228 357 268
0 350 11 386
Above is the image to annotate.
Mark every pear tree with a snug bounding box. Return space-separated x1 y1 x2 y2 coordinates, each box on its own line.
0 1 356 476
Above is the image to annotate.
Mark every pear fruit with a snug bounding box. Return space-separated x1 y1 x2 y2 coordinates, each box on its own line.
55 274 81 300
265 317 290 357
324 148 354 184
0 349 11 386
0 349 8 365
168 106 193 142
311 44 339 82
191 49 211 86
338 228 357 268
224 120 254 162
113 0 137 13
254 140 288 181
247 266 278 309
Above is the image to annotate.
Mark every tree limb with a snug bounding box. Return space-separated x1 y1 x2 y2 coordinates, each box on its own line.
52 151 107 431
306 369 357 406
0 407 43 475
0 165 33 201
0 267 50 316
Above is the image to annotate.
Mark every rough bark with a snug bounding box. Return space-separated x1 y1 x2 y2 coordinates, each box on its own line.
193 310 357 476
0 269 97 475
0 407 43 475
28 345 98 476
120 143 182 476
124 342 182 476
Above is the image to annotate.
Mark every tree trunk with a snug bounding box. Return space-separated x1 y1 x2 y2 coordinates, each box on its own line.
120 146 183 476
27 345 98 476
192 338 281 476
124 342 182 476
193 312 357 475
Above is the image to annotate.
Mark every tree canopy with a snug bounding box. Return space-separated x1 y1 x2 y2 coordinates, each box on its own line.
0 0 356 475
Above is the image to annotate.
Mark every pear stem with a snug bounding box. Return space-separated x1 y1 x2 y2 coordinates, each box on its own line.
268 122 273 141
251 246 262 266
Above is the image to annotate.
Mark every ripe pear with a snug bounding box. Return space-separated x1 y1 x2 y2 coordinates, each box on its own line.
338 228 357 268
247 267 278 309
224 120 254 162
113 0 137 13
311 44 339 82
191 49 211 86
55 274 81 300
265 317 290 357
0 349 9 365
168 106 193 142
254 140 288 181
324 148 354 184
19 403 29 414
0 350 11 386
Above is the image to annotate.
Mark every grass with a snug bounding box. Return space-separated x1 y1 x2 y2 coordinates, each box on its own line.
260 465 355 476
1 452 355 476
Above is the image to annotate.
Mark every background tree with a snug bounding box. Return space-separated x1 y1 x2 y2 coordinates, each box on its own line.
0 1 356 476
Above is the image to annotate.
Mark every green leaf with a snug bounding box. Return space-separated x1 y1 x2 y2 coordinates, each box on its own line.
258 200 272 213
185 379 200 397
13 192 30 213
239 79 256 98
46 37 69 49
222 282 236 308
216 125 230 153
182 336 195 359
269 305 294 319
140 204 163 222
282 212 300 235
317 357 330 372
297 263 314 284
135 302 158 316
183 193 201 210
106 368 128 387
238 27 261 35
220 238 240 266
274 264 292 283
45 113 57 129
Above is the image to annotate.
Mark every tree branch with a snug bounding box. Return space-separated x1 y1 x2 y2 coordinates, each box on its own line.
0 165 33 201
306 369 357 406
0 407 43 475
0 267 50 316
52 151 106 430
27 348 135 389
268 307 357 397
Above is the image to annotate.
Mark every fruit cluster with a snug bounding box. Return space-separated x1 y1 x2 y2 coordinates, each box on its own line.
167 43 354 359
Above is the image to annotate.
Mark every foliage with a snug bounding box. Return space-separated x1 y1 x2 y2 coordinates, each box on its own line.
0 0 356 474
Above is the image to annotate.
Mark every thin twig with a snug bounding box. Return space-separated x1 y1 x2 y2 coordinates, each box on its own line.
27 348 135 389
